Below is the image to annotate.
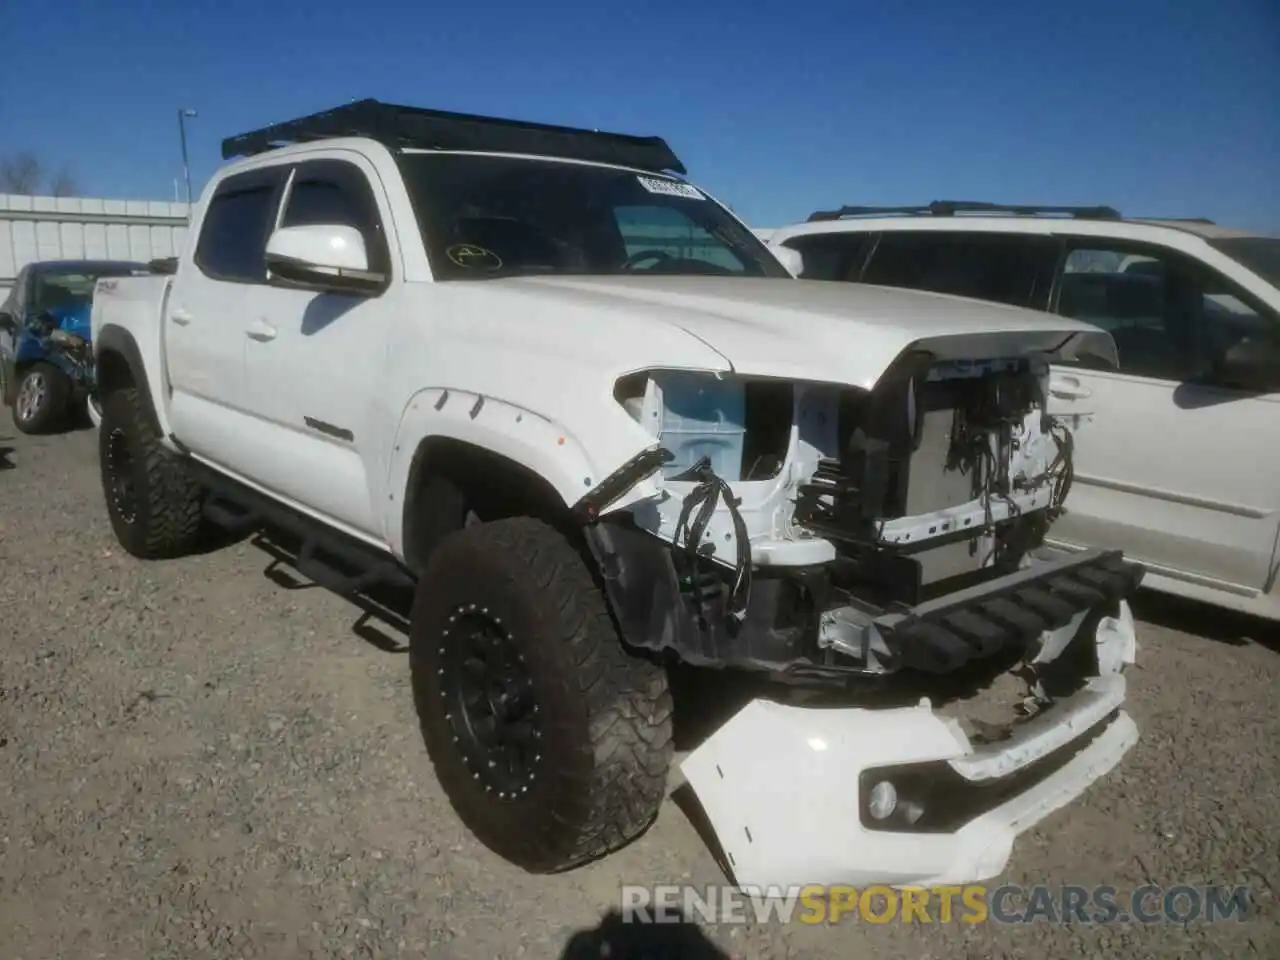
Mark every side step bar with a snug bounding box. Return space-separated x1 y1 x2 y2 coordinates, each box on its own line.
194 467 415 597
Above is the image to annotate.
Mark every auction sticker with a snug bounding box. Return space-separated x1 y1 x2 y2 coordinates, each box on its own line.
637 176 705 200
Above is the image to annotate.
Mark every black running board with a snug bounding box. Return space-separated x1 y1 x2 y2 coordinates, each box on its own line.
193 464 415 596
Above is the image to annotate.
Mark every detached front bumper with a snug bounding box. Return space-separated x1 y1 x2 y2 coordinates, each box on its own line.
680 606 1139 890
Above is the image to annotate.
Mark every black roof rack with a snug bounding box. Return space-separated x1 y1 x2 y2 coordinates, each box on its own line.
806 201 1123 222
221 98 687 174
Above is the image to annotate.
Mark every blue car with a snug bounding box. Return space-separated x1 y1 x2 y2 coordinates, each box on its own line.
0 259 150 433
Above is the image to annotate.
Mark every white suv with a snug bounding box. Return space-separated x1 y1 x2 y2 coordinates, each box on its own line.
769 203 1280 621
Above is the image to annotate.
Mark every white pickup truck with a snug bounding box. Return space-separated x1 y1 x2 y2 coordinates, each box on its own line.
90 99 1146 890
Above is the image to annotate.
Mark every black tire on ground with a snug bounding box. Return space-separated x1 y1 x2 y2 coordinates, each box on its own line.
410 516 673 873
98 387 206 559
11 362 72 434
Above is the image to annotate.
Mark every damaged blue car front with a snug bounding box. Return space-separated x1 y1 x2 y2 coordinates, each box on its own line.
0 259 149 433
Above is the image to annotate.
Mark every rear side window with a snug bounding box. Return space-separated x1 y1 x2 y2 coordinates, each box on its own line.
782 233 874 281
194 171 281 283
860 232 1059 309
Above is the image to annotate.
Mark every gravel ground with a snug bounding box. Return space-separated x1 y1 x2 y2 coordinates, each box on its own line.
1 425 1277 960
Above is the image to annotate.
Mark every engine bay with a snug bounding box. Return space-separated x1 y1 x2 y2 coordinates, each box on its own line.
603 351 1094 679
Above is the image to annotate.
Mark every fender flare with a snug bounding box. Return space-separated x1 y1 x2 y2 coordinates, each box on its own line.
383 387 643 554
94 323 165 435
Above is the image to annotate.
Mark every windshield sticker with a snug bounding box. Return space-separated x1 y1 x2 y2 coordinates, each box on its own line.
446 244 503 270
637 176 705 200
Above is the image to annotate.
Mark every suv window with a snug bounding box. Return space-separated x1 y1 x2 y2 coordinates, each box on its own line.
1056 244 1279 387
860 231 1058 308
279 160 390 275
194 170 282 283
614 205 748 272
780 233 874 281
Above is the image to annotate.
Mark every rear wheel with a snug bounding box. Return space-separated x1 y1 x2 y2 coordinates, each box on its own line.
12 362 71 434
98 387 206 559
410 516 673 872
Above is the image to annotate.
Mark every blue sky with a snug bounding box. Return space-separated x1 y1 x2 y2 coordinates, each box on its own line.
3 0 1277 231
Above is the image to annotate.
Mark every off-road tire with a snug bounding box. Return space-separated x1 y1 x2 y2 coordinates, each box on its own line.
98 387 205 559
410 516 673 873
11 362 71 434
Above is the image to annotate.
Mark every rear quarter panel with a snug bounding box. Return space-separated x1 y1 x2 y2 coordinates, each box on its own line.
92 275 177 437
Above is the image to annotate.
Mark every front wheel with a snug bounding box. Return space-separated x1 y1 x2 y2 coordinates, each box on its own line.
410 516 673 873
12 362 71 434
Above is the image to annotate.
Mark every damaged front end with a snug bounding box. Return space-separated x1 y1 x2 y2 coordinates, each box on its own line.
575 346 1145 888
580 350 1144 682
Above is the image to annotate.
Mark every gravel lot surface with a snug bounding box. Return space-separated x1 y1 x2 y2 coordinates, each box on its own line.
1 425 1276 960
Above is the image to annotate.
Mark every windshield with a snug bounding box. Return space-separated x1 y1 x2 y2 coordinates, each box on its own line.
1209 236 1280 289
31 265 145 314
396 152 789 281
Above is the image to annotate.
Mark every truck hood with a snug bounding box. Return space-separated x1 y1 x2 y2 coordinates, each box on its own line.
504 275 1116 389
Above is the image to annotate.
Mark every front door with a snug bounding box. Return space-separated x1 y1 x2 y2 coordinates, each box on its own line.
1045 240 1280 598
239 156 400 540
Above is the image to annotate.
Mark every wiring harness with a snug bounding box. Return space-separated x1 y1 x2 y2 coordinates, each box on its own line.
671 457 753 622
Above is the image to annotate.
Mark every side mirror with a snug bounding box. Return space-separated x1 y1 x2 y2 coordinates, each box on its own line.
265 224 385 294
771 244 804 278
1212 335 1280 393
0 311 14 334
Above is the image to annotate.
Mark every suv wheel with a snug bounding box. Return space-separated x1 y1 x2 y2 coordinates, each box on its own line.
98 387 206 558
12 362 71 434
410 516 673 872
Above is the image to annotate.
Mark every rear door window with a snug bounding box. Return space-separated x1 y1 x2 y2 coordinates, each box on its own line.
860 231 1059 309
779 233 875 281
194 169 285 283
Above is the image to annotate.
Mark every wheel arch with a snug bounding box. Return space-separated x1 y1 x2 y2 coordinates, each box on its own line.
94 324 166 436
397 432 582 576
385 385 653 574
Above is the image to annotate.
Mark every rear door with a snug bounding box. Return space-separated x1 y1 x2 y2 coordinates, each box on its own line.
166 167 287 467
1045 239 1280 599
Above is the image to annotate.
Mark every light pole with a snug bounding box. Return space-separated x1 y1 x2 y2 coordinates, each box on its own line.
177 108 197 211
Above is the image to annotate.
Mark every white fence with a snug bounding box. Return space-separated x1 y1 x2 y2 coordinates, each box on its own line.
0 193 192 299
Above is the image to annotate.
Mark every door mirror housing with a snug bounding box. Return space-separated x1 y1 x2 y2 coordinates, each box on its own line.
1212 334 1280 393
771 244 804 278
265 224 385 294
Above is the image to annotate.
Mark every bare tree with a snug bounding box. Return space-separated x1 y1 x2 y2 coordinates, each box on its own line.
0 152 81 196
50 168 79 198
0 152 42 194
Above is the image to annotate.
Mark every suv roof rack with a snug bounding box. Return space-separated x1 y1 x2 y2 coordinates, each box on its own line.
220 98 687 174
806 201 1123 222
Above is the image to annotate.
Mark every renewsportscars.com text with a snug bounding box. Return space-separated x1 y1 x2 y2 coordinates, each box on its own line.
621 883 1254 926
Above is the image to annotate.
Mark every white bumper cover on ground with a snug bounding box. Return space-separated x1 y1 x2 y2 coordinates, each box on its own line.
680 606 1139 890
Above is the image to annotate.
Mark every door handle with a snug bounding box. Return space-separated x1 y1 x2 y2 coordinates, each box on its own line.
245 319 277 342
1049 377 1092 400
170 309 193 326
